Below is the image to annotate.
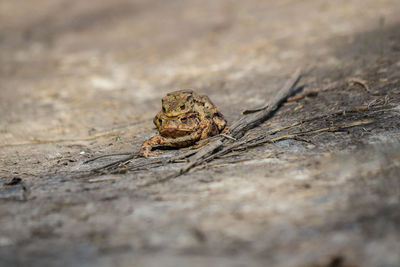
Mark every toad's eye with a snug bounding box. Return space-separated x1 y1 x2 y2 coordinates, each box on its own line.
162 106 166 112
180 104 186 110
180 117 187 123
158 119 162 124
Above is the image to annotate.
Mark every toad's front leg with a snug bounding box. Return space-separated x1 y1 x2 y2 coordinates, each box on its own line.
140 135 168 158
140 132 201 158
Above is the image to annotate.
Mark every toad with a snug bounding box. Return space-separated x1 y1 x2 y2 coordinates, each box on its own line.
140 90 228 157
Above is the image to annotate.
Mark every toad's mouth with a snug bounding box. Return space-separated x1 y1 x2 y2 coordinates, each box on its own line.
160 127 196 137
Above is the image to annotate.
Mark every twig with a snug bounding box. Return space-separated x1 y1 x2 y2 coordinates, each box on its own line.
348 78 371 93
83 152 133 164
241 105 269 115
219 134 237 141
287 91 318 102
91 153 139 172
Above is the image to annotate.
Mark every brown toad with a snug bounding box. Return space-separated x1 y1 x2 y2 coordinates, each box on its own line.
140 90 228 158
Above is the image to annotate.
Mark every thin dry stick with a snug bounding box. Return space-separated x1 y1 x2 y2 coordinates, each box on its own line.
287 91 318 102
348 78 371 93
91 153 139 172
83 152 133 164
